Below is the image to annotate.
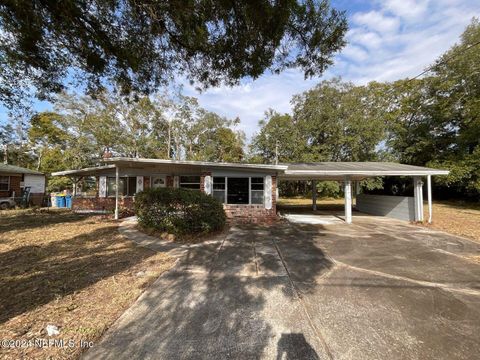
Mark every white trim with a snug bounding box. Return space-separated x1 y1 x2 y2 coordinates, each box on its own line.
204 175 212 195
413 176 424 222
99 176 107 198
264 175 272 210
136 176 144 193
114 166 119 220
284 170 449 176
344 177 352 224
427 174 432 224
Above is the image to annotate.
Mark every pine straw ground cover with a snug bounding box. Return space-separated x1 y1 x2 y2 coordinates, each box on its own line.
0 209 175 359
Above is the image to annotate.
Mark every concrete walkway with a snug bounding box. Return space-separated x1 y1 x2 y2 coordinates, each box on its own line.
84 217 480 360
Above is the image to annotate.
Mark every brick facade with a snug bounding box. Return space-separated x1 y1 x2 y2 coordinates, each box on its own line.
0 175 21 198
223 204 277 223
72 174 278 222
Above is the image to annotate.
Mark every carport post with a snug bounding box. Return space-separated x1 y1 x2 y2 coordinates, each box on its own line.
114 165 119 220
427 174 432 224
312 180 317 211
344 177 352 224
413 176 424 222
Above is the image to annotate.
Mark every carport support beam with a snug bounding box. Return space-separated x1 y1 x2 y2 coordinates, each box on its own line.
344 177 352 224
312 180 317 211
427 174 432 224
413 176 424 222
114 166 119 220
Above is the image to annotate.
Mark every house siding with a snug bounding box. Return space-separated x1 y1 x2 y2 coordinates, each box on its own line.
356 194 415 221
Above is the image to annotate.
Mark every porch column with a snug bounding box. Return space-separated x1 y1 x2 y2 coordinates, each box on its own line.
355 181 361 207
344 177 352 224
413 176 424 222
72 177 77 196
312 180 317 211
114 166 119 220
427 174 432 224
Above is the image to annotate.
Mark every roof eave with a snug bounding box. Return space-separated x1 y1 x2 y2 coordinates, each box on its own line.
102 157 288 171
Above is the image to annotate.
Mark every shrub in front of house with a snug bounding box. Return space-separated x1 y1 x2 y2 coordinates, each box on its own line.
134 187 226 235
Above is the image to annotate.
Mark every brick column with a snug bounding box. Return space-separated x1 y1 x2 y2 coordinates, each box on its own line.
166 176 174 188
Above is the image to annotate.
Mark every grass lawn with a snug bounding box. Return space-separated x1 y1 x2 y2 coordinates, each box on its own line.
0 209 175 359
278 196 480 243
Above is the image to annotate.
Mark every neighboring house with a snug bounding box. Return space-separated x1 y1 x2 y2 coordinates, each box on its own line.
53 158 448 224
0 163 46 206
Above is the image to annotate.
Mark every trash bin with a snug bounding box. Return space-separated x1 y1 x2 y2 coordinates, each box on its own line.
56 195 66 208
65 195 72 209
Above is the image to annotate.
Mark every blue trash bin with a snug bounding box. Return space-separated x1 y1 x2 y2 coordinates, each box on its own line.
65 195 72 208
56 195 66 208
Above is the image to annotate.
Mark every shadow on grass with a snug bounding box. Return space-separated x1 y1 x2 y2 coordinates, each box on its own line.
0 210 93 233
0 221 155 325
276 333 320 360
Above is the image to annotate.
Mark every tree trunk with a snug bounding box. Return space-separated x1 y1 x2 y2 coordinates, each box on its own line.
167 122 171 159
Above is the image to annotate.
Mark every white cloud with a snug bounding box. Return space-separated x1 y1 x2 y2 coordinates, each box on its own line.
341 44 370 62
381 0 430 19
352 10 401 33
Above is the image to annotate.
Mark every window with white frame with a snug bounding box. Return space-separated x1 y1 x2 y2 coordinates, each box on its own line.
0 176 9 191
179 176 201 189
213 176 226 203
250 177 264 204
212 176 264 205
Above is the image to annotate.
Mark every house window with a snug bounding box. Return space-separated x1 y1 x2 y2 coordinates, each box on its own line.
0 176 9 191
213 176 265 205
107 177 127 197
127 177 137 196
227 178 249 204
179 176 201 189
250 177 264 204
213 177 226 203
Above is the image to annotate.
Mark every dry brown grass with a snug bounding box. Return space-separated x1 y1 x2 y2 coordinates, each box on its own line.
422 201 480 243
0 208 174 359
277 197 344 211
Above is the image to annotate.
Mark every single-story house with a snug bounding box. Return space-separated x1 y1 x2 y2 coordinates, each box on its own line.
0 163 46 206
52 157 449 224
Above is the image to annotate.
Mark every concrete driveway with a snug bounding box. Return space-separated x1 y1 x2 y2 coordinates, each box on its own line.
84 216 480 360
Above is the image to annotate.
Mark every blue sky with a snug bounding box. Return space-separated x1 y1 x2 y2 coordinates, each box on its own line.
1 0 479 141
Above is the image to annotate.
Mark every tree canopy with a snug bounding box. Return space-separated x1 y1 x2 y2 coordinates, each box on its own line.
250 18 480 198
0 0 347 109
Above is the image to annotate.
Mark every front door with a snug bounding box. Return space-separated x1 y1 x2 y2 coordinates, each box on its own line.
152 176 166 188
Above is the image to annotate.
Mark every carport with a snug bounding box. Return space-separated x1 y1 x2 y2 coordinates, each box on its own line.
279 162 449 224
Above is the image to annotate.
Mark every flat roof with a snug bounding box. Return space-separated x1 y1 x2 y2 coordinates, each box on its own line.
282 162 449 179
51 158 449 179
102 157 288 171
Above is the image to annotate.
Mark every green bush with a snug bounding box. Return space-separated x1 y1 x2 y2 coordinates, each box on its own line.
134 187 226 235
